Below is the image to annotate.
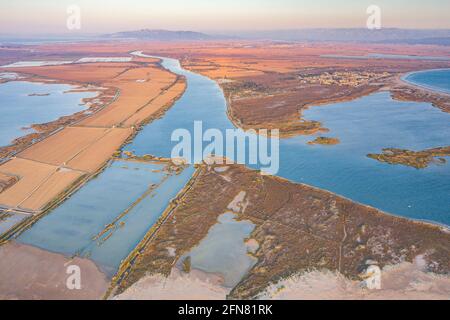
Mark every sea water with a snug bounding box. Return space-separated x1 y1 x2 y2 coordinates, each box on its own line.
403 69 450 94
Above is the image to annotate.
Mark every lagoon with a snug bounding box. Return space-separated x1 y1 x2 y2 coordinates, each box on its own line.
0 81 97 147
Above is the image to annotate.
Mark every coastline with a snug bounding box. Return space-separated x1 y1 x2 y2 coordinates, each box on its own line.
400 68 450 95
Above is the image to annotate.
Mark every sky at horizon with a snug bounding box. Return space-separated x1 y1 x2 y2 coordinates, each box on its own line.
1 0 450 35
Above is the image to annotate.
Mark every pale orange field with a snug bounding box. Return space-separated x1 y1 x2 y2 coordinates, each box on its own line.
0 127 134 212
78 66 178 127
0 53 186 213
0 158 58 209
19 127 110 167
123 80 186 127
66 127 133 173
19 169 84 211
0 157 86 212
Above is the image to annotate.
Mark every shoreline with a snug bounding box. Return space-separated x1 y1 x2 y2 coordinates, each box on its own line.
400 68 450 95
0 74 118 161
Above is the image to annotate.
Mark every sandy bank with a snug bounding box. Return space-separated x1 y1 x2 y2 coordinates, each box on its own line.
259 261 450 300
114 269 228 300
0 241 108 300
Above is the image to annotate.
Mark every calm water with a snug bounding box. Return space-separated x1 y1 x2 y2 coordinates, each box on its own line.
0 211 27 236
0 81 97 147
126 57 450 226
19 160 194 275
403 69 450 94
182 212 256 288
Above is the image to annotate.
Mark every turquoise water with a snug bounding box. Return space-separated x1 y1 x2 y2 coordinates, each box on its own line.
182 212 256 288
126 57 450 226
403 69 450 94
0 81 97 147
19 160 194 275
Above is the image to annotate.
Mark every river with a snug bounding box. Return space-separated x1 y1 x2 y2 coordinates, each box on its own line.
127 56 450 226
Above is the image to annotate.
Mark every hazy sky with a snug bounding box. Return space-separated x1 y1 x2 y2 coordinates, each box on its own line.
1 0 449 35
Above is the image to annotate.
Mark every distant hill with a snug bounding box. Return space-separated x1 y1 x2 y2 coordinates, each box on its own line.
380 37 450 46
103 29 216 41
233 28 450 44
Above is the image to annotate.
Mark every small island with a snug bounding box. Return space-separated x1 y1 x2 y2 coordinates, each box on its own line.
28 93 50 97
307 136 340 145
367 146 450 169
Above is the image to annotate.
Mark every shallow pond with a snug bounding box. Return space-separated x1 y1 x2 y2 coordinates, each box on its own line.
182 212 256 288
0 81 97 147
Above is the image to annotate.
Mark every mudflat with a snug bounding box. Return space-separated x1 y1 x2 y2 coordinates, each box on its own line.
0 241 108 300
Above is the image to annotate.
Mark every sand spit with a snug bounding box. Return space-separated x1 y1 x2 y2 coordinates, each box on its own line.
0 241 108 300
114 269 229 300
258 261 450 300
